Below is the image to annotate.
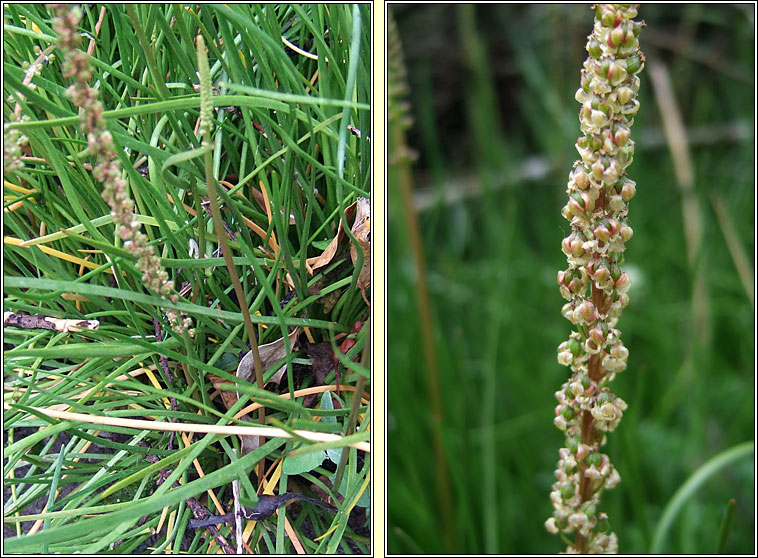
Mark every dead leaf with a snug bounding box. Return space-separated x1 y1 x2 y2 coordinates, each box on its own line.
306 200 358 270
241 426 260 454
244 181 296 225
237 328 300 386
350 197 371 294
306 197 370 304
205 374 260 454
207 328 299 454
320 287 342 313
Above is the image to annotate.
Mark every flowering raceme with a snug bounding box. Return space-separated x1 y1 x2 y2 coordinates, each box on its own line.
547 4 644 554
50 4 191 335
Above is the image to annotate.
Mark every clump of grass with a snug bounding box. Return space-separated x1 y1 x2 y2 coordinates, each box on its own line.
546 4 645 553
4 4 370 554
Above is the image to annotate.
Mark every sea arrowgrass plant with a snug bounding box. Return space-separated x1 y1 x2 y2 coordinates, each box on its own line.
4 4 370 553
546 4 645 553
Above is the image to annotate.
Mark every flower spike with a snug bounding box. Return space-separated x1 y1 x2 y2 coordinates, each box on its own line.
547 4 645 554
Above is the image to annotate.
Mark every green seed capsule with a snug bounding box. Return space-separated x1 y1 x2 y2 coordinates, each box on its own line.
580 500 597 517
586 452 602 467
627 54 643 75
596 391 612 406
601 9 616 28
609 262 622 281
588 39 603 59
567 436 580 454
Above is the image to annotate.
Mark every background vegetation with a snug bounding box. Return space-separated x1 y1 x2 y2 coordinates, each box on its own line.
387 4 754 554
4 4 370 554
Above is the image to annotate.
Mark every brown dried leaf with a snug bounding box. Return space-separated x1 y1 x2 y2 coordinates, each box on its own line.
306 200 358 270
205 373 259 453
350 196 371 291
237 328 300 386
207 328 299 454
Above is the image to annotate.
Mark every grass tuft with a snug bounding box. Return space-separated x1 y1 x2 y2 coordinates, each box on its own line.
4 4 370 554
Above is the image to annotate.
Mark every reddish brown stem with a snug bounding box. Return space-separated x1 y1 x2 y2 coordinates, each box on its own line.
573 409 597 553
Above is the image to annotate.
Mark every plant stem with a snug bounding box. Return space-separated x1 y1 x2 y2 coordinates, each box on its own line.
197 34 266 482
388 9 454 550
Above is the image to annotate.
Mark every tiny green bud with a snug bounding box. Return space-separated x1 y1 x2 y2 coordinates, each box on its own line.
608 193 625 212
596 391 612 406
574 168 591 190
594 221 611 243
614 127 630 146
591 160 605 180
617 145 634 168
615 272 632 293
616 86 634 105
620 180 636 201
620 223 633 242
623 30 636 49
580 70 592 92
568 337 582 355
591 108 608 127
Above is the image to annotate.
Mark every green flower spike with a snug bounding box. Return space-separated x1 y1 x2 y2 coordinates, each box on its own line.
196 34 214 141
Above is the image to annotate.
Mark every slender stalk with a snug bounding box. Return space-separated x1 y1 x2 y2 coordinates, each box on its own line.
197 35 266 481
388 9 454 552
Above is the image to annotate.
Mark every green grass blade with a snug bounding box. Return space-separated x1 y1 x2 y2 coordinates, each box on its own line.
650 441 754 553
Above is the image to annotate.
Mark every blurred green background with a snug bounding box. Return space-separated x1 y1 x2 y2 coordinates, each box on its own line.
387 4 754 555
